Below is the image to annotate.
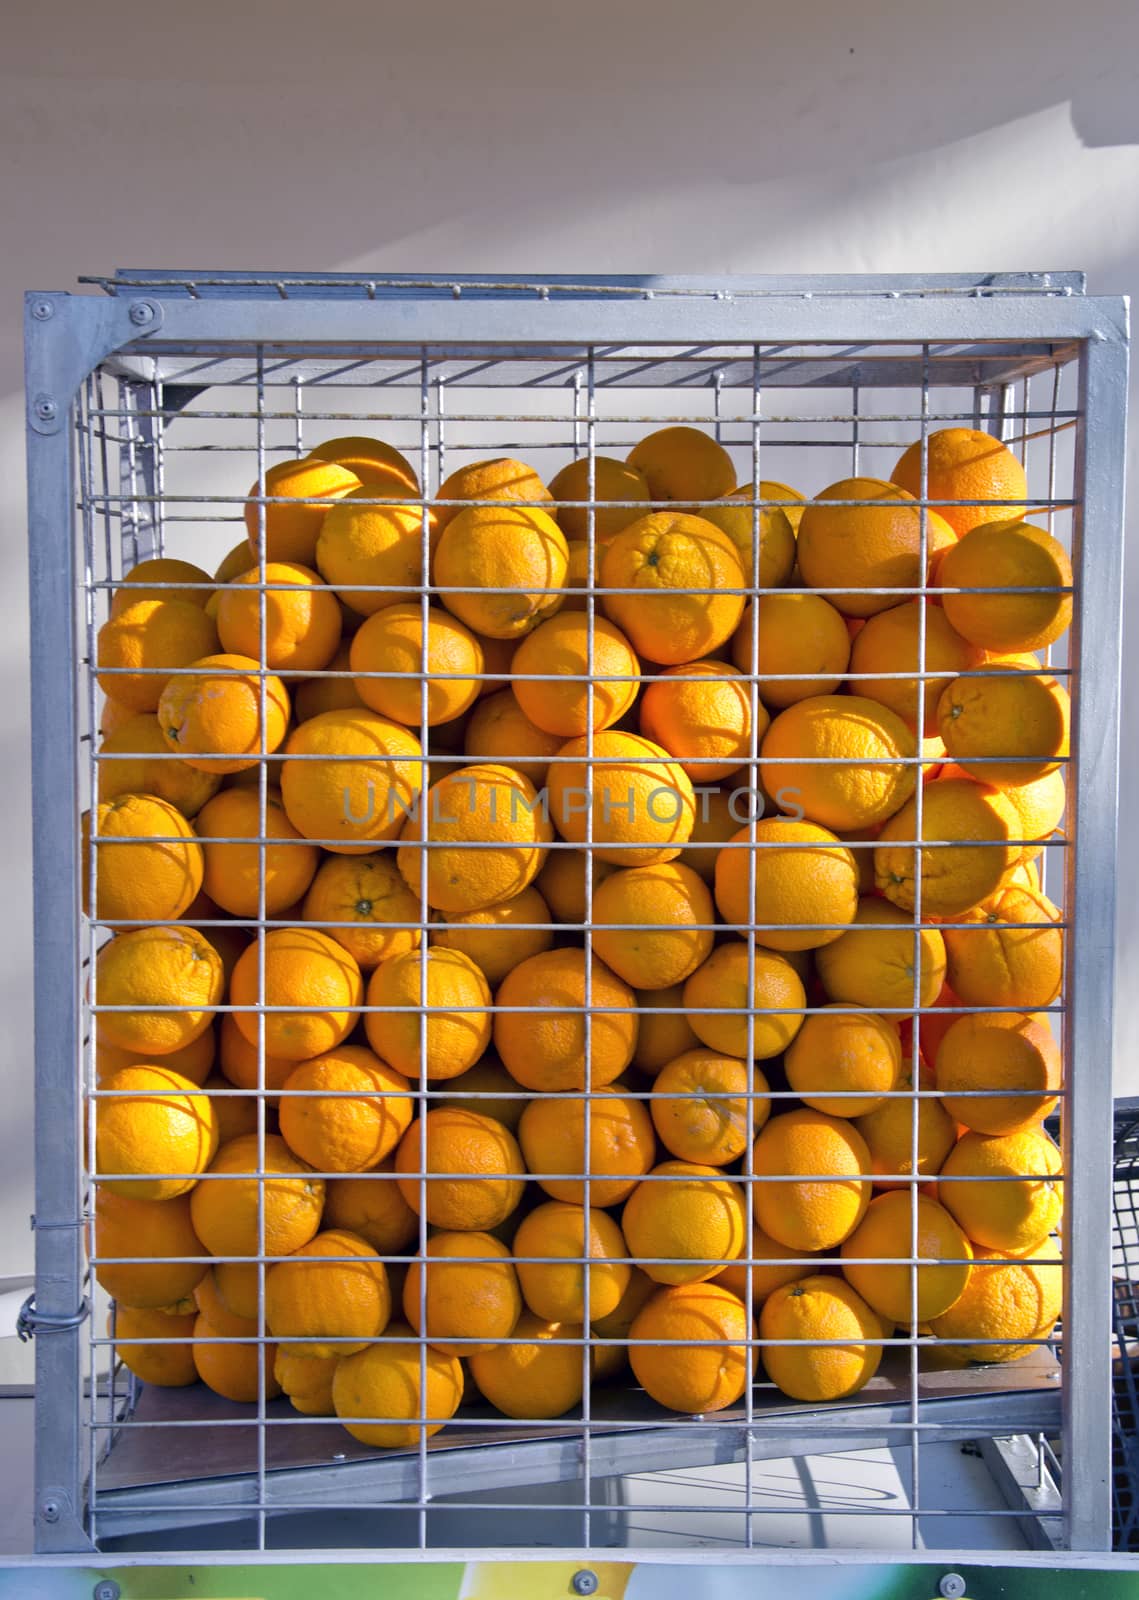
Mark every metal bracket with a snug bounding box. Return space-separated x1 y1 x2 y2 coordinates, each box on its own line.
17 1292 90 1342
24 292 165 436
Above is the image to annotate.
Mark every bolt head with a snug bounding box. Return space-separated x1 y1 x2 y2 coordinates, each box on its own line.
571 1573 599 1597
939 1576 968 1600
39 1498 61 1522
129 300 156 326
31 301 54 321
93 1582 122 1600
34 397 57 422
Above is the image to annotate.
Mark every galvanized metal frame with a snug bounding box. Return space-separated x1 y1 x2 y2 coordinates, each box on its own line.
24 273 1128 1558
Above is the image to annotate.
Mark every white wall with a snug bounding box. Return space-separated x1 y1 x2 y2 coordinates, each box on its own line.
2 0 1138 1374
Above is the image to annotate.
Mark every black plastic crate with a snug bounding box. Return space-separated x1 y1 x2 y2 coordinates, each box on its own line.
1113 1097 1139 1549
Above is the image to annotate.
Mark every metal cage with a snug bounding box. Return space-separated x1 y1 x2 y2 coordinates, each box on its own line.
23 271 1128 1559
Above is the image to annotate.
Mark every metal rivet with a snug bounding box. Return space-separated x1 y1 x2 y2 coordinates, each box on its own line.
34 397 58 423
129 299 157 327
31 301 54 321
39 1498 61 1523
939 1576 968 1600
571 1573 599 1596
93 1582 122 1600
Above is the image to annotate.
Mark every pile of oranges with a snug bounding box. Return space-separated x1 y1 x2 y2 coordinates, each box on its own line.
90 422 1068 1446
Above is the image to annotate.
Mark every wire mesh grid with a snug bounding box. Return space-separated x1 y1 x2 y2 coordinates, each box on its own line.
25 276 1126 1557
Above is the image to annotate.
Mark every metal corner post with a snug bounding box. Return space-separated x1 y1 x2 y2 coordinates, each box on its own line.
1064 312 1129 1550
25 296 92 1553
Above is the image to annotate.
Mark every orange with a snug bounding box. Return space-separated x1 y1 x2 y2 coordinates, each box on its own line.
935 1011 1061 1134
430 884 554 988
874 777 1020 916
435 503 568 640
621 1161 747 1285
403 1230 522 1354
96 1026 207 1091
100 695 143 738
701 482 797 587
848 600 986 734
630 985 700 1075
841 1191 972 1324
243 456 361 566
938 1128 1063 1252
536 848 615 923
929 1237 1062 1362
600 512 745 664
470 632 516 698
214 541 257 584
97 713 222 816
308 436 419 497
397 763 552 913
275 1347 339 1415
815 897 946 1011
518 1086 656 1206
785 1007 902 1118
796 478 956 618
302 853 422 970
194 788 318 918
193 1311 281 1402
713 818 859 951
467 1311 584 1420
189 1132 325 1258
683 940 805 1059
157 652 289 774
435 456 553 535
278 1047 413 1171
464 689 562 785
82 795 203 924
280 708 423 852
96 599 220 713
680 786 742 884
751 1110 872 1251
494 948 637 1092
96 1065 218 1201
95 925 224 1056
201 1075 260 1145
294 640 366 722
547 731 697 866
712 1223 820 1307
731 593 851 708
217 561 342 672
114 1304 199 1387
651 1048 769 1166
94 1188 208 1308
891 427 1028 539
315 491 433 616
218 1012 295 1099
231 928 362 1061
591 862 715 990
350 603 484 727
853 1070 957 1191
629 1282 754 1413
760 1276 883 1402
639 660 762 783
942 884 1062 1009
111 557 213 616
333 1327 463 1446
939 520 1073 653
322 1161 418 1254
394 1108 525 1231
513 613 639 738
548 455 650 542
591 1267 657 1377
438 1054 527 1131
760 694 916 832
999 768 1066 862
265 1228 390 1358
364 947 491 1081
938 668 1070 788
625 426 735 506
513 1200 630 1322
